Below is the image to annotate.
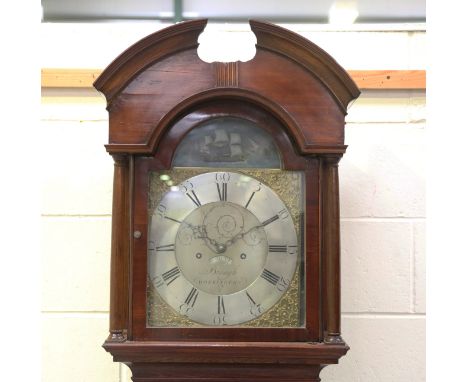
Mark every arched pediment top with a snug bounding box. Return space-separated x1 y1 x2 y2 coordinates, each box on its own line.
94 19 208 103
249 20 360 112
94 19 359 112
96 20 360 153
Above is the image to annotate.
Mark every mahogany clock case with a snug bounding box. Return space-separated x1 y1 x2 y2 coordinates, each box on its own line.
131 100 321 342
94 18 360 382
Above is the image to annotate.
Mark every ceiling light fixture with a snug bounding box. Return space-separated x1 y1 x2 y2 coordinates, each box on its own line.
329 1 359 25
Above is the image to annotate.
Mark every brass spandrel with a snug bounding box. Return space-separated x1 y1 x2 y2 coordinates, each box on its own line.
147 275 200 327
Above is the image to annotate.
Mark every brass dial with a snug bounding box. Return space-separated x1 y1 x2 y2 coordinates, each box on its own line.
148 172 298 326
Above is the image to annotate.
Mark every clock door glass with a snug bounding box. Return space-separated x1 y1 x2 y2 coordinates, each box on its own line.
146 119 305 328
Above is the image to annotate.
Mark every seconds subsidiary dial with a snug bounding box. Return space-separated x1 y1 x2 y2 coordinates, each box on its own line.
148 172 298 326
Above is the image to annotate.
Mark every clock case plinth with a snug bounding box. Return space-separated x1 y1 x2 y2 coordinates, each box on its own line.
94 19 359 382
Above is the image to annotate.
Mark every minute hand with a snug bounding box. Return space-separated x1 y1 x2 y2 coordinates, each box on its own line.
224 214 279 248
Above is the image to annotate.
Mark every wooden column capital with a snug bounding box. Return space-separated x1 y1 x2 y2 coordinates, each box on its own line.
112 154 129 167
322 154 342 166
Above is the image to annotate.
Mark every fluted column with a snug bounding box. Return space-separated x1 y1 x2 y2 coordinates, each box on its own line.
108 154 130 342
322 155 344 344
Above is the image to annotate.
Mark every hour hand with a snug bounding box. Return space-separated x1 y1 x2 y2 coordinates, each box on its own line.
182 222 210 242
182 221 226 254
190 224 225 254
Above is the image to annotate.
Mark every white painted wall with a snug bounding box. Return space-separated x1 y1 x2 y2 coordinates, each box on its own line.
41 22 426 382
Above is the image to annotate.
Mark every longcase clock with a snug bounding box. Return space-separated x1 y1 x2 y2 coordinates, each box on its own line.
94 19 360 382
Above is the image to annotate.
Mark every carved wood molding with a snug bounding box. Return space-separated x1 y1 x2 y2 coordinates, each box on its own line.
108 343 345 382
41 68 426 89
103 341 349 364
250 20 359 112
215 62 239 87
93 19 208 104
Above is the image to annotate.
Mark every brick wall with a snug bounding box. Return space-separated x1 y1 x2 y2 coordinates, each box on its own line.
41 22 426 382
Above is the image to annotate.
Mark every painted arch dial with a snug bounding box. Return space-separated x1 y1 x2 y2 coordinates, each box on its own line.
148 172 299 326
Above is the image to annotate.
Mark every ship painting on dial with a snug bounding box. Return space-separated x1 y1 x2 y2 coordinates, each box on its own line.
201 129 243 162
173 117 281 168
148 171 299 326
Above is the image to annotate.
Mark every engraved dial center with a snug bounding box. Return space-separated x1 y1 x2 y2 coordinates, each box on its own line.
175 202 268 295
